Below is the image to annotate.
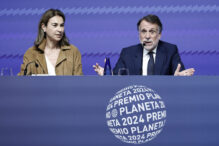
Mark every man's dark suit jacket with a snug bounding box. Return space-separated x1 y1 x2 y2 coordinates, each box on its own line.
113 40 185 75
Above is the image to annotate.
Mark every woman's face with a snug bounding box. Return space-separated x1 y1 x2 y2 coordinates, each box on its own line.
42 15 65 43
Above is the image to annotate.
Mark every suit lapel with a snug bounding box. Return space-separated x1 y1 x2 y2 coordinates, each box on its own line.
56 50 67 67
155 42 166 75
134 44 143 75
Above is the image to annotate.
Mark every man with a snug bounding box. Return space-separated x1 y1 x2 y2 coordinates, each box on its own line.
93 14 195 76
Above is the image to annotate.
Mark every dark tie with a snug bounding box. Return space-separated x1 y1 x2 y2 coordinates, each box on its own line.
147 51 154 75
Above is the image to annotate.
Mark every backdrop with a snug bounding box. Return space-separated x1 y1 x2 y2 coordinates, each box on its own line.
0 0 219 75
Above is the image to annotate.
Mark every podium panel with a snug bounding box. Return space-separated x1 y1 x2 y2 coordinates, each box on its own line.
0 76 219 146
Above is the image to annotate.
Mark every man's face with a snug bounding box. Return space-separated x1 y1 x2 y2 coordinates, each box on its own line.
138 20 161 51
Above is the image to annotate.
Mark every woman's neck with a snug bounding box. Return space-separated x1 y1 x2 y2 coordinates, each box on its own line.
45 38 60 49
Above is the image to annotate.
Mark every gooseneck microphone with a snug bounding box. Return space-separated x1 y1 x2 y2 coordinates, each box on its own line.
23 61 38 75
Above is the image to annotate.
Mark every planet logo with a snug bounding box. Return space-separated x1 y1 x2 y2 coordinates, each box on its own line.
106 85 167 144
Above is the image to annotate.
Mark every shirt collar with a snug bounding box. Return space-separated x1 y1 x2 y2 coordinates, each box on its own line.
143 46 157 56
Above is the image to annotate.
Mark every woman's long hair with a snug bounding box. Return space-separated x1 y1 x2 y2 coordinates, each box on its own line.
34 9 70 47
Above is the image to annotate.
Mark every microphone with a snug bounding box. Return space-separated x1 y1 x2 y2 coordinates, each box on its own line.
23 61 38 75
142 40 150 47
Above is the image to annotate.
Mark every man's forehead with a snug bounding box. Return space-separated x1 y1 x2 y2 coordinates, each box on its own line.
139 20 159 30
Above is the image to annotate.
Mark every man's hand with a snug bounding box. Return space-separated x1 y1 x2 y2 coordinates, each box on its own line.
93 63 104 76
174 64 195 76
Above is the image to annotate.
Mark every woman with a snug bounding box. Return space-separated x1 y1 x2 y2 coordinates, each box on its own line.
18 9 83 75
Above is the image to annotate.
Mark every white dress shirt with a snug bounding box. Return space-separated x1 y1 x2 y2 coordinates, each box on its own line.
45 55 56 76
142 47 157 76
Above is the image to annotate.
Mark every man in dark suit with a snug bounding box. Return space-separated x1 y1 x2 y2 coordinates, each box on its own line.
93 14 195 76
